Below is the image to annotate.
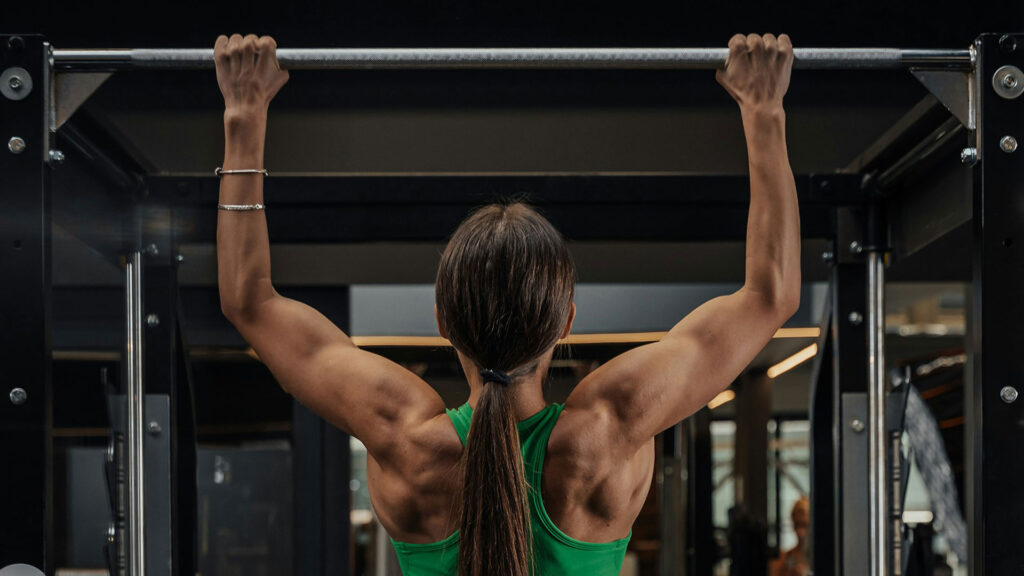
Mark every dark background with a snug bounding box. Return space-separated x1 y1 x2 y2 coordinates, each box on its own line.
8 0 1022 49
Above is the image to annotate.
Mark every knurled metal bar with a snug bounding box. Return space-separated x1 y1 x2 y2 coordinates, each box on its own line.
51 47 974 71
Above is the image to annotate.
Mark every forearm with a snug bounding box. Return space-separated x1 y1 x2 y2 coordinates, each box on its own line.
740 105 801 313
218 109 276 318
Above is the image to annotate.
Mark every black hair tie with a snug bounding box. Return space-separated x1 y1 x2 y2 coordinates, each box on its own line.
479 369 512 386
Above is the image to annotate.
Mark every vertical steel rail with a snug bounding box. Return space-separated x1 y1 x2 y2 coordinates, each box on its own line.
867 250 887 576
125 250 146 575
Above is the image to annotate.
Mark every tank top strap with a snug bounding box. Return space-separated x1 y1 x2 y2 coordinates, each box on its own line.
445 403 474 446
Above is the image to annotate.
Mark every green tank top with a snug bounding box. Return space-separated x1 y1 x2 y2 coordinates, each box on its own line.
390 402 631 575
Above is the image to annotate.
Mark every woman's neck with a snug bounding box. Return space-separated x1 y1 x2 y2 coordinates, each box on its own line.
466 376 548 421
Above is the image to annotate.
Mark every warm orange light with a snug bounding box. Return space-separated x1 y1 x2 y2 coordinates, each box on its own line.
767 343 819 379
708 390 736 410
349 327 819 348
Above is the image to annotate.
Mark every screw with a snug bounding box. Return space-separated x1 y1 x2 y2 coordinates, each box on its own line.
146 313 160 328
147 421 162 435
848 311 864 326
1000 136 1018 154
961 147 978 165
8 136 25 154
1004 75 1019 89
48 149 64 165
850 241 863 255
822 250 834 263
850 418 865 433
1000 35 1018 54
6 37 25 55
175 254 185 263
143 244 159 256
8 75 23 90
9 387 27 405
1001 386 1019 404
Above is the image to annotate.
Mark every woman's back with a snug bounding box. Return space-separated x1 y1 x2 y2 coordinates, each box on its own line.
382 402 651 575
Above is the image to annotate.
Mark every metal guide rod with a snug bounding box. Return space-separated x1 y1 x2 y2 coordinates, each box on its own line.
52 47 973 71
867 250 887 576
125 251 146 576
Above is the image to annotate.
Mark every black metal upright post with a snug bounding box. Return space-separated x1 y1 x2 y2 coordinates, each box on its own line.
141 206 197 576
969 32 1024 576
685 408 713 576
829 207 872 576
0 34 53 572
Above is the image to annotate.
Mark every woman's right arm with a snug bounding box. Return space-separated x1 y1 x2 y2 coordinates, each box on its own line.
215 34 446 459
563 34 801 452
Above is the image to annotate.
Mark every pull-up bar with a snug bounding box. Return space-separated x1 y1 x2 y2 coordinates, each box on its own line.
52 47 974 71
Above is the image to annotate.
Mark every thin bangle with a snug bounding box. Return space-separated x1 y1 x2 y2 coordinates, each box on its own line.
215 167 269 176
218 203 266 211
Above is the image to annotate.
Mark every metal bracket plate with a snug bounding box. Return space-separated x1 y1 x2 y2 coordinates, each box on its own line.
911 68 975 130
51 71 111 131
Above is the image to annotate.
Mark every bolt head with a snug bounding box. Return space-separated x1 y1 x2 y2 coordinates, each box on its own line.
147 421 162 434
9 387 27 405
1004 75 1019 89
849 241 863 254
848 311 864 326
8 136 26 154
48 149 65 164
144 244 159 256
176 254 185 263
822 250 835 263
850 418 865 433
1001 386 1019 404
961 147 978 165
8 75 22 90
1000 135 1018 154
146 313 160 328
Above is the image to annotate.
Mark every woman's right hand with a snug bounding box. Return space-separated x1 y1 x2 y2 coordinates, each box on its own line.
715 33 793 113
214 34 289 116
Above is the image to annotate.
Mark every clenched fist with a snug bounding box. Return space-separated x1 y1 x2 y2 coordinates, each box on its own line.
214 34 289 115
716 34 793 112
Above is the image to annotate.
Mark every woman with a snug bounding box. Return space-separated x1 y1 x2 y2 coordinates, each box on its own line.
215 32 799 575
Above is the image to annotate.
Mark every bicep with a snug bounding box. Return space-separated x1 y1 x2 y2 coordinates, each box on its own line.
229 295 446 453
566 288 787 446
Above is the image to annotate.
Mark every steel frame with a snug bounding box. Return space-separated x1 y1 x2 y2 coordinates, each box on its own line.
968 33 1024 575
1 30 1019 576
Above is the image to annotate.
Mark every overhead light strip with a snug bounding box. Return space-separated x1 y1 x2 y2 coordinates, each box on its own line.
351 327 820 348
707 389 736 410
767 343 819 379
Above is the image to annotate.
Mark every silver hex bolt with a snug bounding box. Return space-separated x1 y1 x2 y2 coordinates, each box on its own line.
143 244 159 256
9 387 27 405
146 314 160 328
147 421 162 435
961 147 978 165
822 250 835 263
848 311 864 326
8 136 25 154
1004 74 1018 89
8 75 23 90
850 418 865 433
850 241 863 255
1000 135 1018 154
1001 386 1019 404
48 149 64 165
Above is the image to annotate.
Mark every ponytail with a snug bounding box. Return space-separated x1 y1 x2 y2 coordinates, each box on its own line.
458 376 532 576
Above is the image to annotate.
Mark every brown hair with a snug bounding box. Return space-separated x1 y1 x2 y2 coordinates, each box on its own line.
435 203 576 576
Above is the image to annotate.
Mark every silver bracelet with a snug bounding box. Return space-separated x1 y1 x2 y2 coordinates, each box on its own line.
218 203 266 211
215 167 269 176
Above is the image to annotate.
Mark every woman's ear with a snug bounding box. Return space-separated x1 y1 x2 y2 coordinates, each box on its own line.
435 305 448 339
560 302 576 339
